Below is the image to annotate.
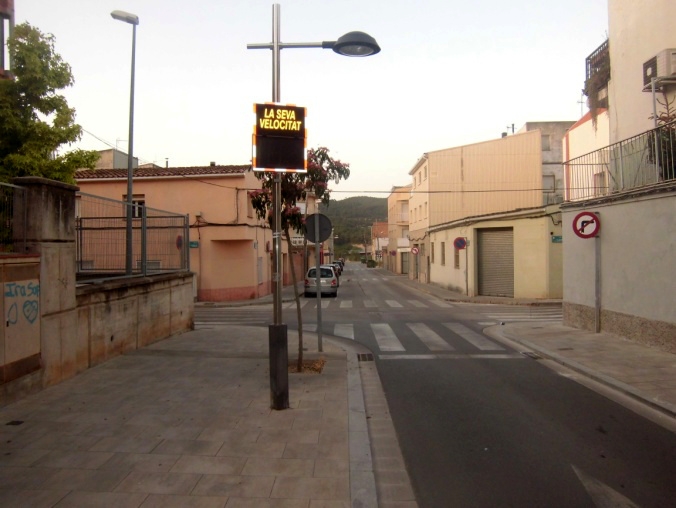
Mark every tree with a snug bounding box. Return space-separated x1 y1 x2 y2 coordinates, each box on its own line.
249 147 349 371
0 22 98 184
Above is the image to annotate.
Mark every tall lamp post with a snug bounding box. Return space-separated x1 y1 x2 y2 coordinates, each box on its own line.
248 4 380 410
111 9 139 275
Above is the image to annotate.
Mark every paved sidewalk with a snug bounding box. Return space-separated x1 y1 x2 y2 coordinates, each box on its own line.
0 326 391 507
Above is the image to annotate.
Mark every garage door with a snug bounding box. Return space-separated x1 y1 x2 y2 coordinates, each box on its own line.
478 228 514 297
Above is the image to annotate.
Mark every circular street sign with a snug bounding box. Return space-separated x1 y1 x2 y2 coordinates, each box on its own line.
572 211 601 239
411 247 419 255
304 213 333 243
453 237 467 250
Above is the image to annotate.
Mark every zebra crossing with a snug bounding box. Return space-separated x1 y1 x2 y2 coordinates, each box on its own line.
301 321 523 360
279 298 454 310
470 305 563 325
193 299 563 329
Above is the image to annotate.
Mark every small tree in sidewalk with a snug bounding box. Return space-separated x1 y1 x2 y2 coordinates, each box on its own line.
249 147 350 371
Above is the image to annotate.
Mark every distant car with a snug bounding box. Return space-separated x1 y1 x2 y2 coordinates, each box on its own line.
304 266 338 297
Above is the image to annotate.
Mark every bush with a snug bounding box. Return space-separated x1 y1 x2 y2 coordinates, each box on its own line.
366 259 376 268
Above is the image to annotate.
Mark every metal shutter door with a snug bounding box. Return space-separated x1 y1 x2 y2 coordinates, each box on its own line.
478 228 514 297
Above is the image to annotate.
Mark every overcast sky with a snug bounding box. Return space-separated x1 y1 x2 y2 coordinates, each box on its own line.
14 0 608 199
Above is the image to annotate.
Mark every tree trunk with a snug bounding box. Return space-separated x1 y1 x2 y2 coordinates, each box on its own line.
284 226 304 372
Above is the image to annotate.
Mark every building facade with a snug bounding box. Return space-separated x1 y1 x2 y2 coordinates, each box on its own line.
407 123 572 298
561 0 676 350
75 165 277 302
386 185 410 274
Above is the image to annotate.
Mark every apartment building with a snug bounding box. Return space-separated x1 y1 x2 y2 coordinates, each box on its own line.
561 0 676 349
407 122 572 298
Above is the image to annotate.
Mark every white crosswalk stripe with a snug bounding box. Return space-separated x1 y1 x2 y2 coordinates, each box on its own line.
428 300 453 308
339 300 352 309
334 323 354 340
364 300 377 307
408 300 428 308
443 323 504 351
386 300 403 308
482 306 562 323
407 323 454 351
371 323 405 351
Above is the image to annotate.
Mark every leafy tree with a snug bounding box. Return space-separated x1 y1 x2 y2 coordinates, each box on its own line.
0 22 98 184
250 147 349 371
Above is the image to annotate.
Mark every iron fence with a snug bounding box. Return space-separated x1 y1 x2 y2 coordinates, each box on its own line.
565 120 676 201
0 182 27 255
76 192 189 280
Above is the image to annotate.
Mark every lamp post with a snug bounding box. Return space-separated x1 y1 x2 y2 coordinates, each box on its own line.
111 9 139 275
248 4 380 410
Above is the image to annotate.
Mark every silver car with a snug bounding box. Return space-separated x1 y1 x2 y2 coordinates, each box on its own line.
304 266 338 297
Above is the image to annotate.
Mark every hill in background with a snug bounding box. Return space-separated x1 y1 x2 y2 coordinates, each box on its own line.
319 196 387 258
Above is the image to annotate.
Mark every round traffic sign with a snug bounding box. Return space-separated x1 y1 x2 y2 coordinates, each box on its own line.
572 211 601 239
411 247 419 255
304 213 333 243
453 237 467 250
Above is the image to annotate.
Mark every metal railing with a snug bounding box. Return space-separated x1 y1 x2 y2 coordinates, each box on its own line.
565 120 676 201
0 182 27 255
76 192 189 280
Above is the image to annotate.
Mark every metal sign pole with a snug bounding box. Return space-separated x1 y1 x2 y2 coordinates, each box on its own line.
314 210 323 352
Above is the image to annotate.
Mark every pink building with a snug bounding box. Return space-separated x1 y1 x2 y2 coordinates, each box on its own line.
75 164 285 301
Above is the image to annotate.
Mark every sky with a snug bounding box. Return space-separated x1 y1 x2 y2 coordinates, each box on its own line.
13 0 608 199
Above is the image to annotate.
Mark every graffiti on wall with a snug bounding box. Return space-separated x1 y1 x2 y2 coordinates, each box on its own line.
5 280 40 326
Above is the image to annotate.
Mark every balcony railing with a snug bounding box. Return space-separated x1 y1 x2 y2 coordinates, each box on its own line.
565 120 676 201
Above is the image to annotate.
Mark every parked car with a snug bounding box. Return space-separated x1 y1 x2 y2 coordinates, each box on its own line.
330 261 342 276
304 266 338 297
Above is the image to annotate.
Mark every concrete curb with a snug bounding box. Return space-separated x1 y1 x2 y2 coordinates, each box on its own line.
484 325 676 419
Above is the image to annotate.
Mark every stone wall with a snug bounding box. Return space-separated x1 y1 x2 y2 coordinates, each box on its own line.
0 177 194 406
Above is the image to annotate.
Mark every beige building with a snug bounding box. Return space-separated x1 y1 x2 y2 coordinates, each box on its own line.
386 185 410 274
75 165 282 302
407 122 572 297
561 0 676 350
607 1 676 143
369 222 388 264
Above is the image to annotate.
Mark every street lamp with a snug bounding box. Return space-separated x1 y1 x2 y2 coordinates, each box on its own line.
111 9 139 275
248 4 380 410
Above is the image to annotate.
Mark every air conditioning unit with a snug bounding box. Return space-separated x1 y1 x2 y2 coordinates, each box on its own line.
643 48 676 86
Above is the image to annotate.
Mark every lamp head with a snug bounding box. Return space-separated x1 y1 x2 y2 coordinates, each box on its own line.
111 10 139 25
330 31 380 57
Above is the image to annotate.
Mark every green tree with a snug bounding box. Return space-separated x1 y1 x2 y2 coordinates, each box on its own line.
250 147 349 371
0 22 98 184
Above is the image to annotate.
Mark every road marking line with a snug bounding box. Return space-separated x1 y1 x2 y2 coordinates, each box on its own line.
428 300 453 308
407 323 454 351
371 323 405 352
340 300 353 309
408 300 428 308
443 322 505 351
334 323 354 340
386 300 403 308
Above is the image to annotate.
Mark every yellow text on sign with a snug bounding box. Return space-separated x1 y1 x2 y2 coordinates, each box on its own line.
259 107 303 131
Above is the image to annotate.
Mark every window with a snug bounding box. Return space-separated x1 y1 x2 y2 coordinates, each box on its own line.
441 242 446 265
424 166 427 180
541 134 551 151
542 174 555 193
124 194 145 218
454 247 460 269
431 242 434 263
